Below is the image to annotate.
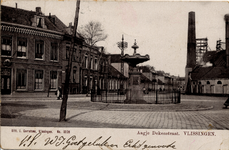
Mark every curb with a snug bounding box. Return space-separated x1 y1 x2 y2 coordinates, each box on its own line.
176 106 214 111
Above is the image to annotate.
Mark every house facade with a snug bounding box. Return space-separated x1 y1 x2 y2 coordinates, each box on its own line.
1 6 63 95
81 46 109 94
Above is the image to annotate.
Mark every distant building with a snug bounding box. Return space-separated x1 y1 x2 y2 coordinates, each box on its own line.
107 65 128 92
190 50 229 94
109 54 129 78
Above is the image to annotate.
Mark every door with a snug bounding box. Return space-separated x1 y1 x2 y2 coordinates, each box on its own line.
1 68 11 94
210 85 214 94
223 85 228 94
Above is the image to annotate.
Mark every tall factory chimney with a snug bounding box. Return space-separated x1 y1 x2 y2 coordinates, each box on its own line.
225 14 229 68
186 11 196 68
185 11 196 93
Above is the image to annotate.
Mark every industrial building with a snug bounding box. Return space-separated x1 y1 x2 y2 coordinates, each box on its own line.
185 12 229 95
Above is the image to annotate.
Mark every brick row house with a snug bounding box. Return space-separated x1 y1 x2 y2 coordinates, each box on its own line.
1 5 111 95
81 45 109 94
1 6 64 95
47 13 110 94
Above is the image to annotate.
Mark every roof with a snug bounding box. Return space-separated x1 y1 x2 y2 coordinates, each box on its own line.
2 5 63 32
191 49 229 80
1 5 36 26
203 51 216 63
47 15 67 32
141 73 151 82
158 79 164 85
138 66 151 72
108 54 125 63
177 77 185 81
108 65 127 79
191 66 229 80
202 50 226 67
157 71 165 76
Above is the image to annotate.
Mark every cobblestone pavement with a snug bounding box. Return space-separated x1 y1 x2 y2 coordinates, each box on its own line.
1 95 229 129
2 107 229 129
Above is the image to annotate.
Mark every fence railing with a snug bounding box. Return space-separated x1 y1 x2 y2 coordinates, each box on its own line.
91 89 181 104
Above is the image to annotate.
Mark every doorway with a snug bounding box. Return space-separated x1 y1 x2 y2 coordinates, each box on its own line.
1 68 11 94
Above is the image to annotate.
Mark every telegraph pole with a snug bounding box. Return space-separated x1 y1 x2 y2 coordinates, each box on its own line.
117 35 127 90
59 0 81 122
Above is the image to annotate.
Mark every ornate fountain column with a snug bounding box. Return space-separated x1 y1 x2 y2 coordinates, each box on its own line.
121 40 150 104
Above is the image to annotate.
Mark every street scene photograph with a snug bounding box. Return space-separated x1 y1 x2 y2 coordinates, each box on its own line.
1 0 229 130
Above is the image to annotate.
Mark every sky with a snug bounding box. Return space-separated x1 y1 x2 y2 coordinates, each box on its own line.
2 0 229 77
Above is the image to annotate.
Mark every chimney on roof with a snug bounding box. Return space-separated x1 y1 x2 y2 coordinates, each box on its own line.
225 14 229 68
69 22 72 27
36 7 42 15
101 47 104 53
15 3 17 8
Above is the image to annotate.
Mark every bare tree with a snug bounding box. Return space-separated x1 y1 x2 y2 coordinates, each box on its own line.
79 21 108 46
79 21 108 95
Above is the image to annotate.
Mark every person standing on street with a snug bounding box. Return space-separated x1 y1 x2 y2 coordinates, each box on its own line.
57 86 62 100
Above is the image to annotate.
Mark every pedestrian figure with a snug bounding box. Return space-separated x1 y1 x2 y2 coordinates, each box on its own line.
57 86 62 100
143 87 146 94
224 97 229 108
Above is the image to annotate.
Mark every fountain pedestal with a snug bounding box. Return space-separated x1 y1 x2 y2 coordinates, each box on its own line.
125 68 145 103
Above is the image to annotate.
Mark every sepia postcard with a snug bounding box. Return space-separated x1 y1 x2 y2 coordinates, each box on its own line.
1 0 229 150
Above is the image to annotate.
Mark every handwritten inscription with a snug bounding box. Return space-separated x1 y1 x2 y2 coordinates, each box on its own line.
19 133 118 150
18 132 177 150
124 139 176 150
19 132 41 147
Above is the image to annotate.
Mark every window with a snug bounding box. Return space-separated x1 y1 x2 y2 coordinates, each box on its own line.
100 61 103 72
37 17 42 28
17 38 27 58
35 70 43 90
73 46 77 61
16 69 27 89
66 44 77 60
35 40 44 59
84 55 88 68
1 36 12 56
207 81 210 84
51 43 58 61
90 77 93 89
84 76 87 86
103 62 106 72
217 81 222 84
90 56 93 69
73 67 77 83
95 58 98 70
104 62 106 72
65 47 69 60
50 71 57 89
